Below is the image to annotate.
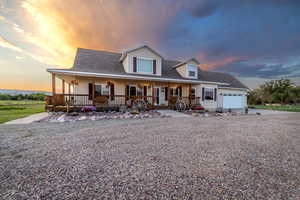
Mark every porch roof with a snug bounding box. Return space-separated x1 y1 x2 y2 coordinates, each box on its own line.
47 69 229 85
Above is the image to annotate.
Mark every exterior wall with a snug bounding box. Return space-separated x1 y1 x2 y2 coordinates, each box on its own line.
126 47 162 76
217 88 248 109
73 76 193 106
195 83 218 111
122 56 129 73
176 65 186 78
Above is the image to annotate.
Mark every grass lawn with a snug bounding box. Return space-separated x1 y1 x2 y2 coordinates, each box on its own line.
251 105 300 112
0 103 45 124
0 100 44 106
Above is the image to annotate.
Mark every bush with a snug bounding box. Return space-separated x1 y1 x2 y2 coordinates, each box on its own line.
81 106 96 112
0 93 46 101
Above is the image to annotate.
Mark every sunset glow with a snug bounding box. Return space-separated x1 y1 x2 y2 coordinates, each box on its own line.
0 0 300 91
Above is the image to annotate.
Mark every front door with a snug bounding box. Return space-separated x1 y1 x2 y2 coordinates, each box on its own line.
154 87 160 105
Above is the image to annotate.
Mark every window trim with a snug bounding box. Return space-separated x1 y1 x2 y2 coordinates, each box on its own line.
136 57 154 74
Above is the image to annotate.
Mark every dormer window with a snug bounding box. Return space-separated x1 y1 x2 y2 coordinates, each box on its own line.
188 64 197 78
137 58 153 73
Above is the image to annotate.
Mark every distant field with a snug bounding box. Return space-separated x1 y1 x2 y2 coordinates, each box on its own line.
251 105 300 112
0 101 44 123
0 100 44 106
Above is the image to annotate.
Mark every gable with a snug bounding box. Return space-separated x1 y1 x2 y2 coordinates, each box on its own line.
123 46 163 76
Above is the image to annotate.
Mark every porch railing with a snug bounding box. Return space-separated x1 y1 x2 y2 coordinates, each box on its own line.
45 94 201 107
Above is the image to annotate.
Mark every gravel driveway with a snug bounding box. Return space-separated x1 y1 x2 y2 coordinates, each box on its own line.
0 113 299 199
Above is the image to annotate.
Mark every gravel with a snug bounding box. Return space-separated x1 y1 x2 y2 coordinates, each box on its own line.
0 113 299 199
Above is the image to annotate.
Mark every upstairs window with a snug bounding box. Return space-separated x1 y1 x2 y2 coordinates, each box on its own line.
188 65 197 78
137 58 153 73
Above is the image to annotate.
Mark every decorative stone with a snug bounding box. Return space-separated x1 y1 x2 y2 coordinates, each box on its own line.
69 112 79 116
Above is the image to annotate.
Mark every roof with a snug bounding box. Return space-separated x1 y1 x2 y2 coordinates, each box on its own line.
119 45 164 62
54 48 248 89
172 58 200 68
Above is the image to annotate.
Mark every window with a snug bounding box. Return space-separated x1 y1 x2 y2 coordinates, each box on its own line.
95 85 101 97
137 87 143 96
95 84 109 97
204 88 214 100
137 58 153 73
188 65 197 78
191 88 196 98
129 85 137 96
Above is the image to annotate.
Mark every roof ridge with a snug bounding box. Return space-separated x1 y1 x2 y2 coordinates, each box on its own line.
77 47 122 55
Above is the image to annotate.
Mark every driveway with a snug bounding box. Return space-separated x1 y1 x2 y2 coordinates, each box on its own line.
248 108 292 115
0 113 299 199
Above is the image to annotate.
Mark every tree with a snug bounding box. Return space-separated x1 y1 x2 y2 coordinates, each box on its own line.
248 79 298 105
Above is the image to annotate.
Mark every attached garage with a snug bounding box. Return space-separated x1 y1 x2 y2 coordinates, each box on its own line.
222 95 244 109
218 88 248 110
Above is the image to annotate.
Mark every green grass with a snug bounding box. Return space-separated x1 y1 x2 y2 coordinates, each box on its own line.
0 100 44 106
0 104 45 124
251 105 300 112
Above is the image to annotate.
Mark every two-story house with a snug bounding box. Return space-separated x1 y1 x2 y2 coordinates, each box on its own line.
46 45 248 111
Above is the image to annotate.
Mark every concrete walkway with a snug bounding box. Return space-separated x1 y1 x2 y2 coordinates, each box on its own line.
157 110 191 118
248 109 292 115
5 112 50 125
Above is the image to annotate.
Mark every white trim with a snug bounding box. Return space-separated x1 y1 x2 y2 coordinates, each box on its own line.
47 69 230 85
218 87 249 91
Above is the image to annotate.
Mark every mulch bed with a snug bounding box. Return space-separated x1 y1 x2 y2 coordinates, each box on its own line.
37 111 167 123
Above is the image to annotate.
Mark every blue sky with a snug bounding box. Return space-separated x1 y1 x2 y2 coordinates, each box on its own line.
0 0 300 91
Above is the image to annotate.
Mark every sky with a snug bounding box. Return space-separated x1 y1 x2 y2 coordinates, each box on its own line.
0 0 300 91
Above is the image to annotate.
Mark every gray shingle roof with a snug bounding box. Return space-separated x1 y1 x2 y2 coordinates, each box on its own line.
69 48 248 89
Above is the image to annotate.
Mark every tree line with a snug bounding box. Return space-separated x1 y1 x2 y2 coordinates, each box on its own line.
248 79 300 105
0 93 46 101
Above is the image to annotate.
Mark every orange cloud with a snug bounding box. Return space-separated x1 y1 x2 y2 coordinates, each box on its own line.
20 0 182 67
200 56 246 70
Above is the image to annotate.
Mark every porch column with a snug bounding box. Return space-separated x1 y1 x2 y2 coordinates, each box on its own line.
151 83 154 106
62 79 65 95
52 73 56 95
92 81 95 106
68 83 71 94
189 84 192 106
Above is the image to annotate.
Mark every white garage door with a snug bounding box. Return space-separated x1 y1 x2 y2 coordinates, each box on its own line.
223 95 243 109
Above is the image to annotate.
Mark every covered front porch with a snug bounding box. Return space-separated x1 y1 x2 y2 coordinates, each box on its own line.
45 73 201 111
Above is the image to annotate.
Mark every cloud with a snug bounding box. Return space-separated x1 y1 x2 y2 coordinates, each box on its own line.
0 35 22 52
216 61 300 79
1 0 299 84
16 55 24 60
20 0 182 67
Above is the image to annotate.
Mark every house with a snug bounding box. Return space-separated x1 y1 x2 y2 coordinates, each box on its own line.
46 45 248 111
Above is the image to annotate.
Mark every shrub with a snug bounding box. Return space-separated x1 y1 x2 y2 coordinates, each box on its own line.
81 106 96 112
194 105 205 111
